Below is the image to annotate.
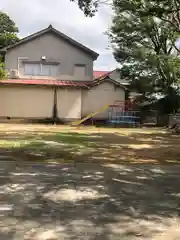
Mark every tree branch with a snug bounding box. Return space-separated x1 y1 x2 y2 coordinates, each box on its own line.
160 17 180 32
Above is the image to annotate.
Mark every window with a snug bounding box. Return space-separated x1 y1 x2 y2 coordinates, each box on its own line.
24 63 41 76
74 64 86 78
41 64 58 76
24 63 59 76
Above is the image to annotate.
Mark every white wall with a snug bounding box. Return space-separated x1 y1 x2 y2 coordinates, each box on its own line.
57 88 82 120
82 82 125 119
0 82 125 121
0 85 54 118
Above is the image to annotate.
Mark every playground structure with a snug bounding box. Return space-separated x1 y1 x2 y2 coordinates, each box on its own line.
108 100 140 127
71 104 109 126
71 100 140 127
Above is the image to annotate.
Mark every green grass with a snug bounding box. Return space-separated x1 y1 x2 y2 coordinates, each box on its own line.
0 124 179 164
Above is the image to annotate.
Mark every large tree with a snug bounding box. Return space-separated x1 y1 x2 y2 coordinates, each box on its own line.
0 12 19 50
0 12 19 78
70 0 180 21
144 0 180 32
110 0 180 113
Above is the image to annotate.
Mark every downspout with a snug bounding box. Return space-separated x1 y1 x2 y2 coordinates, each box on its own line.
52 84 58 124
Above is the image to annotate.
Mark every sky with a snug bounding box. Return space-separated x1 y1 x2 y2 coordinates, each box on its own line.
0 0 117 70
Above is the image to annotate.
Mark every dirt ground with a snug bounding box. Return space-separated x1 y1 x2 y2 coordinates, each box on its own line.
0 124 179 164
0 124 180 239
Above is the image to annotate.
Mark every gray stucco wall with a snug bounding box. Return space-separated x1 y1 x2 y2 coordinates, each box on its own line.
5 32 94 81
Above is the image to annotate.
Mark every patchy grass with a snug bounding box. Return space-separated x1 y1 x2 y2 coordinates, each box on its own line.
0 124 179 164
0 124 180 239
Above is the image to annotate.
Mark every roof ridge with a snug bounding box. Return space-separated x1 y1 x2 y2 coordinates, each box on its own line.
2 25 99 60
93 69 115 80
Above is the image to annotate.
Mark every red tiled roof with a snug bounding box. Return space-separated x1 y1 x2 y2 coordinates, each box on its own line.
0 79 92 87
93 71 110 79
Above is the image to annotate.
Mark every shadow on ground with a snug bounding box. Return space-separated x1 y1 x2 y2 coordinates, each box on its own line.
0 162 180 239
0 126 180 239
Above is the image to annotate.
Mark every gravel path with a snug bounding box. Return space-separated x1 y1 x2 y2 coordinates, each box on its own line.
0 161 180 239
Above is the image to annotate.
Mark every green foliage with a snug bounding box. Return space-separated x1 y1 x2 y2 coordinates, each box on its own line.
110 0 180 113
0 61 7 79
158 89 180 113
70 0 111 16
70 0 98 16
0 12 19 49
143 0 180 32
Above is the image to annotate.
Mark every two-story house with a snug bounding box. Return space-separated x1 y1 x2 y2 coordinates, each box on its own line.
0 25 126 122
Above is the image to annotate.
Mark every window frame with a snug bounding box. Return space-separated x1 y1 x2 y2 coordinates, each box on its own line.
23 61 59 77
74 64 87 78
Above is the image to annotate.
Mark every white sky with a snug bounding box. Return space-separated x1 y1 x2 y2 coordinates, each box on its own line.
0 0 117 70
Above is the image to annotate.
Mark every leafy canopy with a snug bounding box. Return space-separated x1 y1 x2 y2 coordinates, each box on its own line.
70 0 111 16
0 11 19 49
70 0 180 21
110 0 180 113
0 12 18 79
142 0 180 32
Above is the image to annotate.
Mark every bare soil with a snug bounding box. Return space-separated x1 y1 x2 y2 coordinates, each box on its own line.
0 124 180 239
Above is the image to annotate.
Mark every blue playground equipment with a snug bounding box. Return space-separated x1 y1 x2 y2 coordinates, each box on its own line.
107 101 140 127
